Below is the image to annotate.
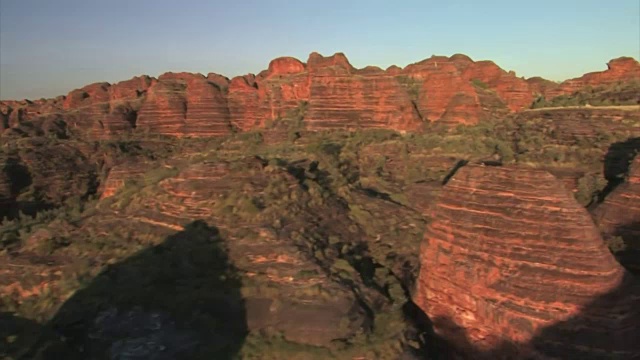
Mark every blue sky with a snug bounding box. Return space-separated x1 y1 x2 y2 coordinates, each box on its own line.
1 0 638 99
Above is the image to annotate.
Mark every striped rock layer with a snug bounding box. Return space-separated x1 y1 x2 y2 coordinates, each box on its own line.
3 54 638 138
594 156 640 236
413 164 640 359
544 57 640 99
593 156 640 272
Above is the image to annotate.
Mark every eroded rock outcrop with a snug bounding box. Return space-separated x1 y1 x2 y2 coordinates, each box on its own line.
595 156 640 230
137 73 232 137
305 53 423 131
60 77 152 138
401 55 520 124
461 61 533 112
100 162 152 199
414 164 640 359
227 52 423 132
543 57 640 99
2 54 638 137
593 156 640 271
228 58 310 131
415 61 483 125
526 77 559 97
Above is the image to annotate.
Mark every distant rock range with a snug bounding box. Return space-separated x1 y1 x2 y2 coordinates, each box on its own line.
1 53 639 138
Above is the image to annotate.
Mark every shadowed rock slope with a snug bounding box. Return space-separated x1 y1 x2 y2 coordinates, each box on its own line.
0 147 427 359
414 164 640 359
593 154 640 272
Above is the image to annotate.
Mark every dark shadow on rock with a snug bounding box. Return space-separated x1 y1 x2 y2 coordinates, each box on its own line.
25 220 247 359
599 137 640 202
1 157 33 220
611 221 640 275
1 312 43 359
442 160 469 186
401 301 447 359
424 272 640 359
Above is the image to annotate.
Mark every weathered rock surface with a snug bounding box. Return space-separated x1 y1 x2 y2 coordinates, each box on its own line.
61 78 152 138
227 58 310 131
514 107 640 146
525 77 559 97
137 73 232 137
543 57 640 99
100 162 151 199
414 164 640 358
593 156 640 271
2 54 638 136
463 61 533 112
401 55 522 124
305 53 423 131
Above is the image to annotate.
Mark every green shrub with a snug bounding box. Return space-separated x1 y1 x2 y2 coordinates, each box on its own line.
574 174 607 206
606 236 627 253
143 166 179 185
471 78 489 89
396 76 421 100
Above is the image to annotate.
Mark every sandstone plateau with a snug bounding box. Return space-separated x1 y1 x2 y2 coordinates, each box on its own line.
414 164 640 359
2 53 639 138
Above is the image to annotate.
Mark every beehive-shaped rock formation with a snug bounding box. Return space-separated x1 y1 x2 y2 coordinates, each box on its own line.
414 164 639 359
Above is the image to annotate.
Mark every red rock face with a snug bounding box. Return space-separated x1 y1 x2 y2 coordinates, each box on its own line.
2 54 638 136
267 56 306 76
307 52 355 73
0 98 65 132
103 77 152 136
227 75 264 131
414 165 639 358
545 57 640 99
416 61 483 125
136 75 187 135
305 54 422 131
100 162 150 199
525 77 559 97
63 88 107 138
183 76 231 137
57 78 151 138
108 76 153 101
461 61 533 111
385 65 402 75
137 73 232 137
227 53 423 132
402 55 524 124
206 72 230 89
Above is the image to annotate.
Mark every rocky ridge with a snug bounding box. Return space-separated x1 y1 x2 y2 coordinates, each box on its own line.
593 155 640 272
2 54 638 138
